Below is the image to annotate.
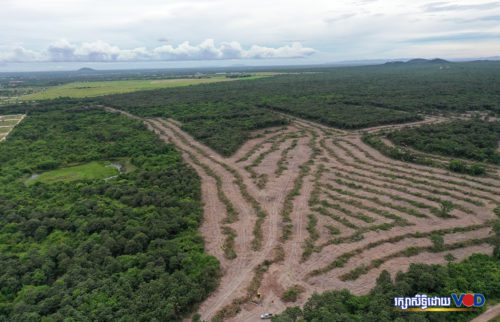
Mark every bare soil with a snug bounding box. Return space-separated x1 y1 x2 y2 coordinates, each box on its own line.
471 302 500 322
103 107 497 321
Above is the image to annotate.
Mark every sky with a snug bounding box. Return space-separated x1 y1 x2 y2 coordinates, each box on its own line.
1 0 500 71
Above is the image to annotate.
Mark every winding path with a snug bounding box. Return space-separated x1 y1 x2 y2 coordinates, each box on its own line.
102 106 496 321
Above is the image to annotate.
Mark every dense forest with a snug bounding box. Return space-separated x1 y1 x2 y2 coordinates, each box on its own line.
273 253 500 322
99 95 289 156
257 99 421 129
388 120 500 165
0 107 219 321
101 62 500 116
96 62 500 155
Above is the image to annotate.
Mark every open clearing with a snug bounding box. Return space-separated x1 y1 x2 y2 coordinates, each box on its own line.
0 114 25 142
105 107 497 321
20 75 269 100
26 161 121 185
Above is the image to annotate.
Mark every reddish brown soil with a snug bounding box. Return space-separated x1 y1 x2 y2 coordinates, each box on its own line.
103 107 496 321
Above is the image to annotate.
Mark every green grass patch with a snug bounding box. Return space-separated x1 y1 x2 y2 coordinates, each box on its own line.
26 161 120 185
21 75 267 100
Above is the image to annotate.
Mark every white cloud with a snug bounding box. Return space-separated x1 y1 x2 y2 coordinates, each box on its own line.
0 39 316 62
0 46 41 62
74 40 122 61
0 0 499 64
47 39 77 61
245 42 316 59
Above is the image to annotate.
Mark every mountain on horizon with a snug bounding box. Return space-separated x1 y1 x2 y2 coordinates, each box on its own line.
385 58 450 66
77 67 97 72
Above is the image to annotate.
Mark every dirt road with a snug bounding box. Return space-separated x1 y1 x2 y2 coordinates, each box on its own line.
471 303 500 322
104 107 497 321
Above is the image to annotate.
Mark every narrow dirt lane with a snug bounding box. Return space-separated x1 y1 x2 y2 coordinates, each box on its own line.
102 107 497 321
471 303 500 322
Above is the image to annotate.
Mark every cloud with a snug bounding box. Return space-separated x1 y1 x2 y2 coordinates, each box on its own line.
245 42 316 59
75 40 122 61
422 1 500 12
0 46 40 62
323 13 358 24
47 39 77 61
1 0 499 64
0 39 316 62
407 32 500 43
467 14 500 22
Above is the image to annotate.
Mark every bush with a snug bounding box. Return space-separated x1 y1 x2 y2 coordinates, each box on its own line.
282 285 305 303
449 160 486 176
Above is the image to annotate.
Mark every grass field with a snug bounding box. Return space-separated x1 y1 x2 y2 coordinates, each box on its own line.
20 75 268 100
26 161 120 185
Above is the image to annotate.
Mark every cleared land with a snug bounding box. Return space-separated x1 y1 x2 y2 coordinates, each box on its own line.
21 75 267 100
0 114 25 141
105 107 497 321
26 161 120 185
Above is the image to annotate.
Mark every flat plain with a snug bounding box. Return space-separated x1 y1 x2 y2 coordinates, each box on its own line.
20 75 268 100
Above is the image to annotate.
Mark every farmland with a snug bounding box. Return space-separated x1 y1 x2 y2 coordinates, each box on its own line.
20 75 268 100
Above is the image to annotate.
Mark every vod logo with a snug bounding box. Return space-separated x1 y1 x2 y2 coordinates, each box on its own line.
451 293 485 307
394 293 486 311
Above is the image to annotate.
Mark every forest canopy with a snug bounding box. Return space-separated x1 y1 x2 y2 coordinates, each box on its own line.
0 107 219 321
388 120 500 165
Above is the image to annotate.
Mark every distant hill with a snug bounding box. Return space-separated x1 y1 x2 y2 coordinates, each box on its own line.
406 58 450 64
385 58 450 66
77 67 96 72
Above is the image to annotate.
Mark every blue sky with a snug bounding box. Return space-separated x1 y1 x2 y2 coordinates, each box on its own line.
1 0 499 70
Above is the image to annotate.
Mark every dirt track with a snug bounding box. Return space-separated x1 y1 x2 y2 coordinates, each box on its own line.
104 107 497 321
471 303 500 322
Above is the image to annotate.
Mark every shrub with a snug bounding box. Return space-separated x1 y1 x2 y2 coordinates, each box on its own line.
282 285 305 302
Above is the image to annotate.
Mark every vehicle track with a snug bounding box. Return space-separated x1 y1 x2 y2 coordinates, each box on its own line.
102 107 497 321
